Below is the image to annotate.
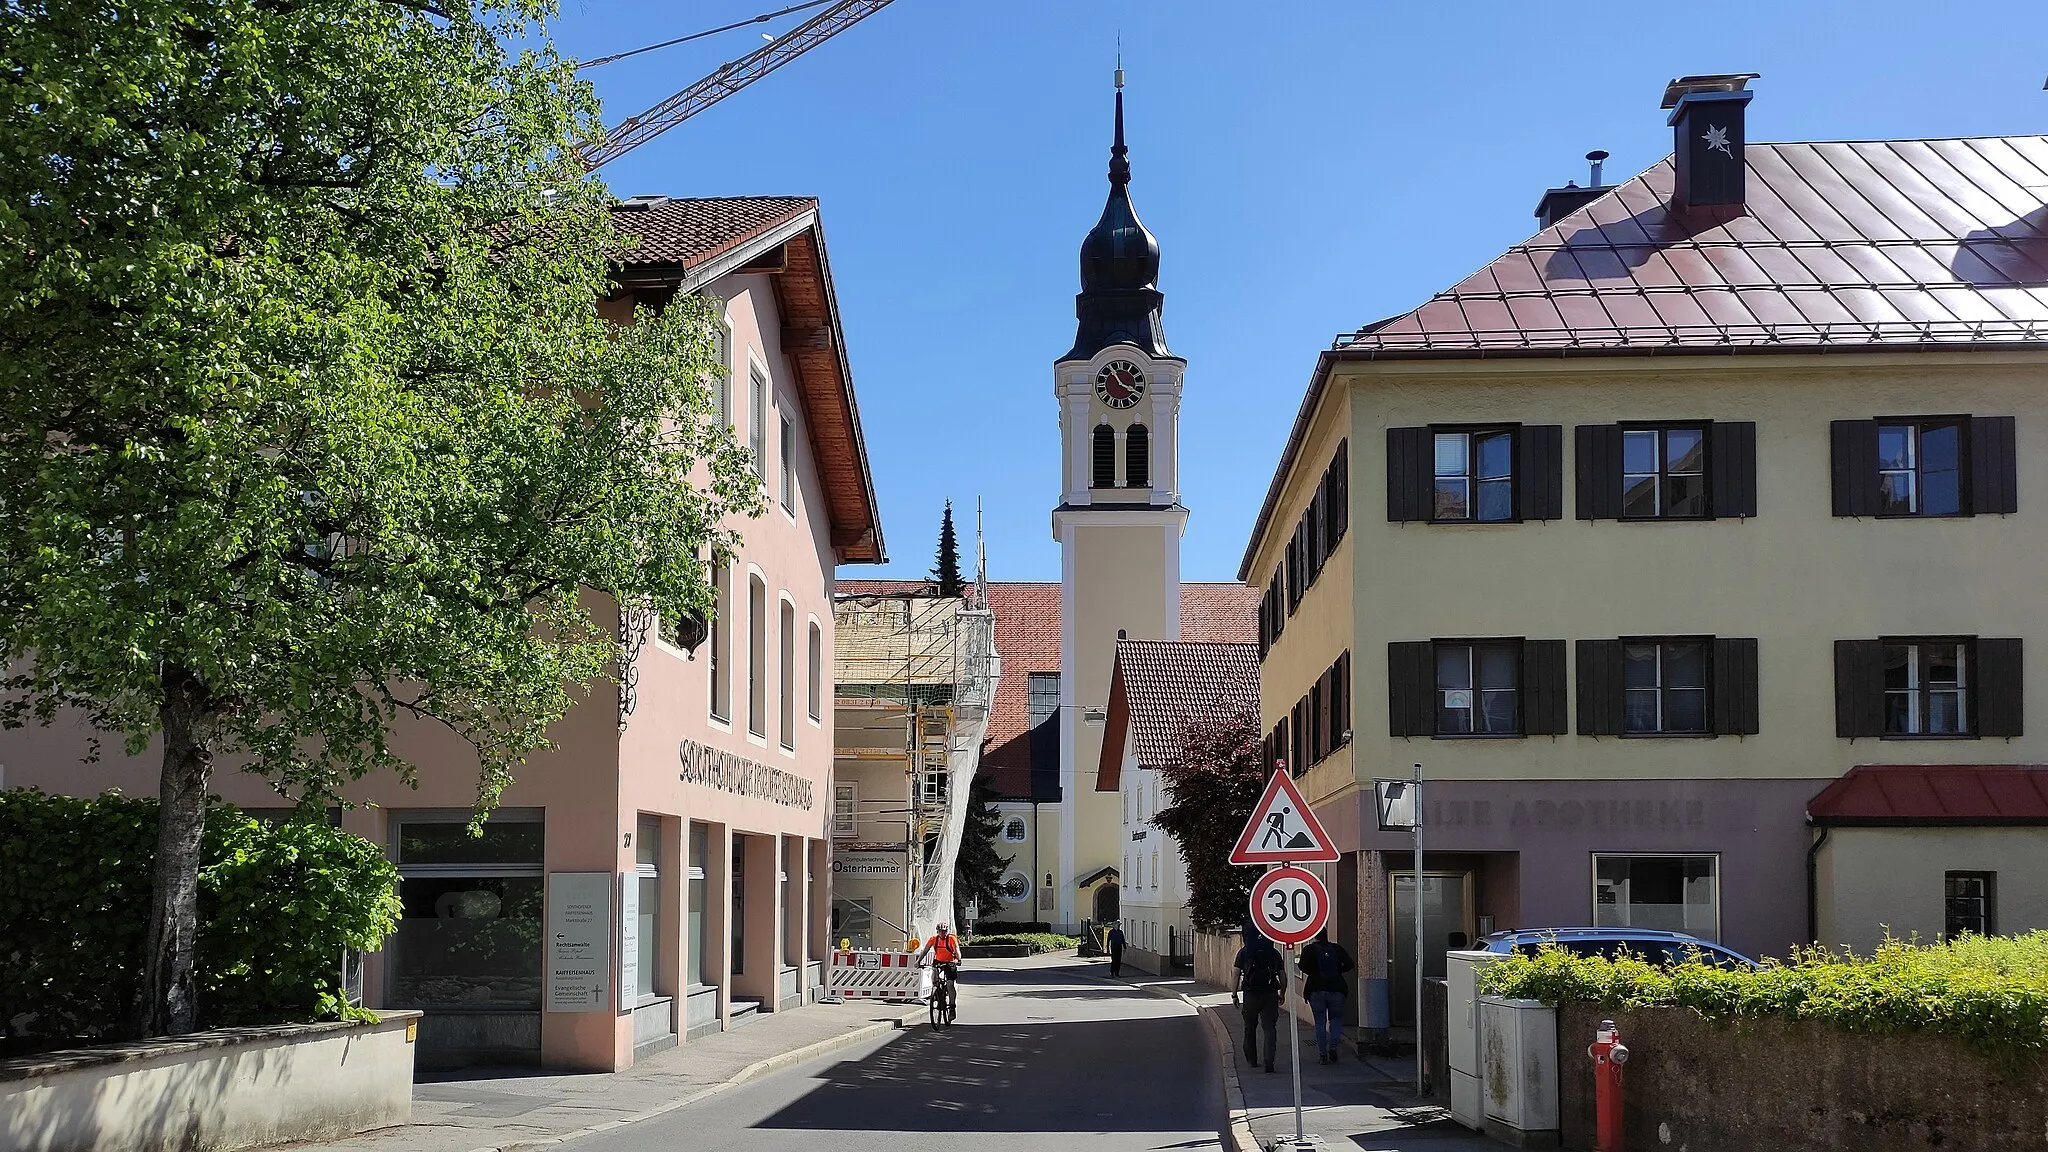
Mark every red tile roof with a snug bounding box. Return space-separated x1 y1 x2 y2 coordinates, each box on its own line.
610 196 817 270
834 580 1258 799
1807 765 2048 825
1347 138 2048 354
1097 640 1261 792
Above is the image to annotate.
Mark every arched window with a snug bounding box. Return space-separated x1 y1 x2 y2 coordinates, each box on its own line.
1092 424 1116 489
1125 424 1150 489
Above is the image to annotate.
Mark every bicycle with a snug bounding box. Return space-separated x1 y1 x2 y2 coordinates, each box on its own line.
927 962 957 1029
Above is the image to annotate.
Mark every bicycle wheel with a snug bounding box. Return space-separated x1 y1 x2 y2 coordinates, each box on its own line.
944 988 956 1026
929 983 944 1030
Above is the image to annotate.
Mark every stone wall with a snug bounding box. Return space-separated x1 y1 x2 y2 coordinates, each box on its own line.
1557 1004 2048 1152
1196 931 1237 990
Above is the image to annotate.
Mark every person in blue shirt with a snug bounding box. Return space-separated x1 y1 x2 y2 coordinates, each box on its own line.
1106 921 1127 977
1297 928 1356 1063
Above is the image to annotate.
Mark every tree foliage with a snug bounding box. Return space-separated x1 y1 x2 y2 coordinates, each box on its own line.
930 500 964 598
953 774 1011 926
0 0 758 1034
1151 708 1266 931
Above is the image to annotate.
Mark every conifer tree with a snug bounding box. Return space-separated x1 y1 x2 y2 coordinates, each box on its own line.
930 501 965 597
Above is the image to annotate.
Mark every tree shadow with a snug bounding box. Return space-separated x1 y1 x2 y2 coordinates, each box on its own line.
1953 204 2048 286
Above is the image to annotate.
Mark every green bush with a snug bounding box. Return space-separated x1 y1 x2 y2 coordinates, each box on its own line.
0 789 400 1047
967 933 1080 953
1476 932 2048 1058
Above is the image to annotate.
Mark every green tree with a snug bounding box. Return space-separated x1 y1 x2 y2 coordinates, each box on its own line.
953 775 1011 928
1152 709 1266 931
929 501 964 598
0 0 758 1037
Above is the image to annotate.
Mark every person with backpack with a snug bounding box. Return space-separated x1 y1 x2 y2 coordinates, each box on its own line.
1231 926 1286 1073
1297 928 1356 1064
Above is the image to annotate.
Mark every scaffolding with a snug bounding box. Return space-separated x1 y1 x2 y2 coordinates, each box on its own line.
832 587 998 943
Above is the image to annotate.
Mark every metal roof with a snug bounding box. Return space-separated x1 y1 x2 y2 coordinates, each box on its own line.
1807 764 2048 826
1345 137 2048 353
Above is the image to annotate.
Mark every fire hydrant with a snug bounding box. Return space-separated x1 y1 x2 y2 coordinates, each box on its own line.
1588 1019 1629 1152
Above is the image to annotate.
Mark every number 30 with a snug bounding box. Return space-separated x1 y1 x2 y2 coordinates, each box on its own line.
1267 886 1312 922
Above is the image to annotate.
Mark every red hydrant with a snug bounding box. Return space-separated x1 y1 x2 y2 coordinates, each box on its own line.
1587 1019 1629 1152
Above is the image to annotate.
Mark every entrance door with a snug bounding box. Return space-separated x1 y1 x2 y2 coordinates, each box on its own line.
1389 871 1473 1027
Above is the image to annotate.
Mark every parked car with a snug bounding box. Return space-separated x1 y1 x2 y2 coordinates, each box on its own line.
1476 927 1759 969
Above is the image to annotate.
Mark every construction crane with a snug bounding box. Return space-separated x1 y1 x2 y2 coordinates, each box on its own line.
580 0 898 171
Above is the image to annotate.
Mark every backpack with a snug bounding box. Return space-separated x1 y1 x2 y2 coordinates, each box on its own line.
1242 946 1284 995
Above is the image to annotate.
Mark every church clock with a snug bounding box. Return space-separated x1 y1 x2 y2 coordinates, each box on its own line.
1094 360 1146 410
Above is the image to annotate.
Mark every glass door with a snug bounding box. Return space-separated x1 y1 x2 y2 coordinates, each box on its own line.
1389 871 1473 1027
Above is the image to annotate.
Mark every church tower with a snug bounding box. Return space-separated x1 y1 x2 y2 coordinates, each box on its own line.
1053 73 1185 931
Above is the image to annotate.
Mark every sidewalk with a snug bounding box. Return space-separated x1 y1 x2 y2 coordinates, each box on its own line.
293 998 924 1152
1073 957 1497 1152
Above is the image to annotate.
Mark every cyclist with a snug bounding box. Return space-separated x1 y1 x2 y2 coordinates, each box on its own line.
917 921 964 1018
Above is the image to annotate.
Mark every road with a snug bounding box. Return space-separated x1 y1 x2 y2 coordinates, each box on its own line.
567 957 1224 1152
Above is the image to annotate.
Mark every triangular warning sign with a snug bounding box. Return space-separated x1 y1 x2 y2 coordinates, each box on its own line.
1229 771 1339 865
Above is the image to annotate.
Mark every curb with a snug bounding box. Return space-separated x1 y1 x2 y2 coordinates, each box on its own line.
459 1006 925 1152
1068 962 1258 1152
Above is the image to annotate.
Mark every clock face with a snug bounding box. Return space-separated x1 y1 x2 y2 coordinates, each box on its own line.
1094 361 1146 410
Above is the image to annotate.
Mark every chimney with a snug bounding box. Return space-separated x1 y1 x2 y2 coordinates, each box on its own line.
1533 150 1615 228
1661 73 1758 221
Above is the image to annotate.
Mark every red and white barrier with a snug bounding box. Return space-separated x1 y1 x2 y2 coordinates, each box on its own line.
822 950 932 1002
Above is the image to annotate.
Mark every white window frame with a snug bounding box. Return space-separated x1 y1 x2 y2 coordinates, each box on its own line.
1591 852 1721 942
1886 641 1969 736
832 783 857 838
633 814 662 1007
1878 422 1920 514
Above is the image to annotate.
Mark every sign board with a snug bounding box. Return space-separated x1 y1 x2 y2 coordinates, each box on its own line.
1249 865 1330 947
1230 770 1340 865
617 874 639 1011
831 849 907 881
1376 779 1421 831
546 872 612 1013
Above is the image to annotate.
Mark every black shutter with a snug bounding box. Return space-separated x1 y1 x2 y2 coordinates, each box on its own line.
1329 442 1350 544
1387 427 1432 521
1307 488 1325 578
1522 640 1568 735
1125 424 1150 489
1388 641 1432 737
1978 638 2024 738
1336 650 1352 739
1710 422 1758 519
1712 637 1761 735
1274 716 1288 775
1833 640 1885 737
1576 639 1625 735
1315 671 1332 761
1294 697 1309 774
1093 424 1117 489
1831 420 1880 517
1970 416 2018 516
1519 426 1564 521
1270 573 1285 639
1575 424 1624 520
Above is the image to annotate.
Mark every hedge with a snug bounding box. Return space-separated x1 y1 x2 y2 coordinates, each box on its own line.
0 789 401 1049
966 933 1080 954
1476 932 2048 1059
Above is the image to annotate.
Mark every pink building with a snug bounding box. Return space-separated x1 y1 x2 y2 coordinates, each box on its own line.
2 196 885 1071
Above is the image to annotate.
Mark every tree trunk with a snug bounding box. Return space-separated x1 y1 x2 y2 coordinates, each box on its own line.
135 663 217 1038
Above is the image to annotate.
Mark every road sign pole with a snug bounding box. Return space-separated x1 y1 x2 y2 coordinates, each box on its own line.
1288 939 1304 1145
1412 761 1424 1098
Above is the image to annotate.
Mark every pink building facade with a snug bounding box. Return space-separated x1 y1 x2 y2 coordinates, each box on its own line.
2 196 884 1071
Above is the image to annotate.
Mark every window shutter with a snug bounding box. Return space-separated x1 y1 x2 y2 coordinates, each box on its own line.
1830 420 1879 517
1093 424 1117 489
1710 422 1758 519
1387 427 1432 521
1329 442 1350 544
1576 639 1625 735
1575 424 1624 519
1335 650 1352 740
1712 637 1761 735
1978 638 2024 738
1833 639 1885 737
1293 697 1308 774
1269 573 1285 639
1125 424 1151 489
1970 416 2018 516
1518 426 1564 521
1307 488 1325 577
1314 672 1332 761
1522 640 1568 735
1387 641 1432 737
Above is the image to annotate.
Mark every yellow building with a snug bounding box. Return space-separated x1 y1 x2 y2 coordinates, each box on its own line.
1240 75 2048 1028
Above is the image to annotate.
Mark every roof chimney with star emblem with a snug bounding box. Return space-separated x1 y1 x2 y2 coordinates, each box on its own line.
1662 73 1758 222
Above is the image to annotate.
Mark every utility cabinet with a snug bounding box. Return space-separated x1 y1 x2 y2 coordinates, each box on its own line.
1443 949 1500 1131
1479 995 1560 1148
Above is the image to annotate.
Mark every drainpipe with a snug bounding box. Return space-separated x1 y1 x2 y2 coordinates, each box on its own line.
1805 822 1829 945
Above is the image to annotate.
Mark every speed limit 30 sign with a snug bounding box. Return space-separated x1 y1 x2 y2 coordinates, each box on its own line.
1248 865 1329 947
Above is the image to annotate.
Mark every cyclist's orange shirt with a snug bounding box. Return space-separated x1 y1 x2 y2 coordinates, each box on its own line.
929 933 961 963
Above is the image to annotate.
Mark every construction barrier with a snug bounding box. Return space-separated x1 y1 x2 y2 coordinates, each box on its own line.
822 950 931 1003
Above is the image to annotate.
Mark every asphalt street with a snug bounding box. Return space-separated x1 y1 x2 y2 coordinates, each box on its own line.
566 958 1224 1152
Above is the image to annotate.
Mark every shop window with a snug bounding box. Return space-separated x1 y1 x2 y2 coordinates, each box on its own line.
688 824 710 988
389 813 545 1010
1592 854 1718 939
634 815 660 1004
1944 871 1995 938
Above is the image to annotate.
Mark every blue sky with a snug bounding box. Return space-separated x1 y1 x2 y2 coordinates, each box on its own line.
549 0 2048 583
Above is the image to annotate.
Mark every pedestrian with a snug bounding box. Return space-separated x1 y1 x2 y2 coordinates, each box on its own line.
1232 926 1286 1073
1297 928 1356 1064
1106 921 1126 977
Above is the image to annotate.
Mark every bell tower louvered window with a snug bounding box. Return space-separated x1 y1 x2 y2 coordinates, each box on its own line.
1125 424 1149 489
1093 424 1117 488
